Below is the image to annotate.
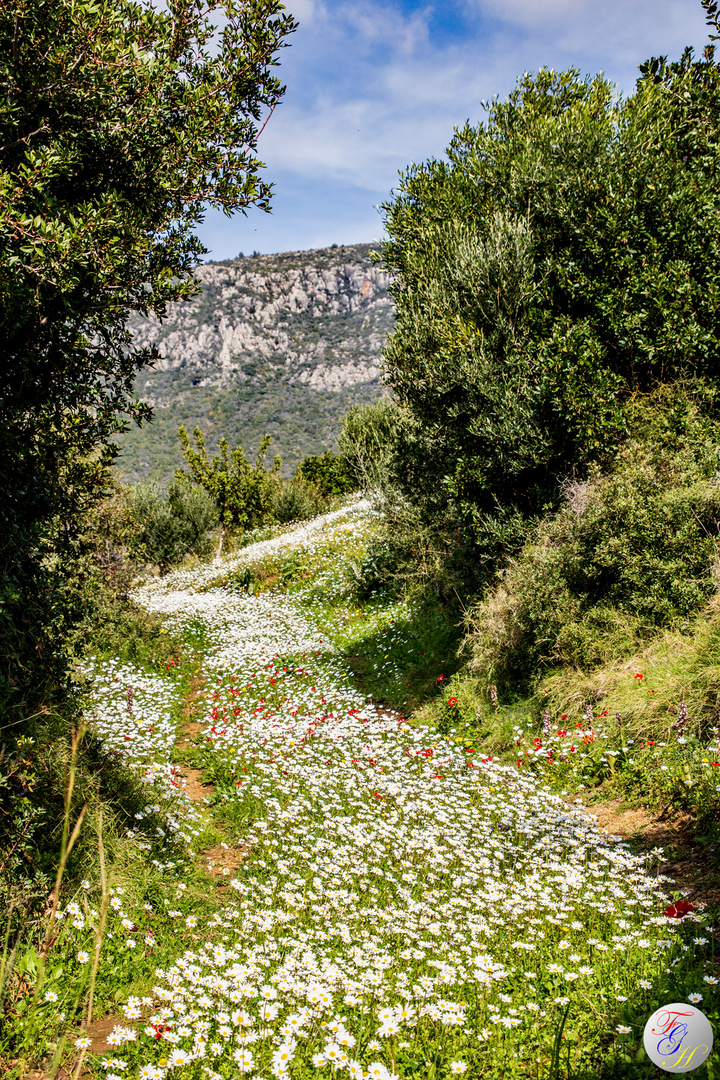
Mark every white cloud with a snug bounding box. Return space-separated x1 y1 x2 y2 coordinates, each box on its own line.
472 0 589 29
284 0 320 24
199 0 713 257
259 2 509 192
469 0 708 61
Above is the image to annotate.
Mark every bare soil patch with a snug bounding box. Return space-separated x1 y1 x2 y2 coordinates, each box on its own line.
176 673 206 750
20 1013 124 1078
583 798 677 844
577 796 720 908
365 695 408 723
176 720 203 751
79 1013 125 1057
203 841 253 880
179 765 214 803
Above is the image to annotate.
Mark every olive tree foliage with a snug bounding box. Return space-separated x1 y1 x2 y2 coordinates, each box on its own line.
177 426 281 553
378 14 720 594
0 0 296 731
130 480 219 576
337 397 406 493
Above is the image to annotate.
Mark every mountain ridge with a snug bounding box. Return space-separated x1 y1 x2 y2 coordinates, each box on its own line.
115 242 394 482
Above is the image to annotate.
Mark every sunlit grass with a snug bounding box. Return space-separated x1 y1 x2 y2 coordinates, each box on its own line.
5 498 719 1080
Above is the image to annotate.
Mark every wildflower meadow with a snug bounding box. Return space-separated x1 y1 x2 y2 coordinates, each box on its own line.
11 498 719 1079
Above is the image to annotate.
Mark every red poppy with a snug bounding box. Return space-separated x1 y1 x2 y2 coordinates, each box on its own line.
448 696 458 706
634 673 643 680
437 674 445 682
664 900 694 918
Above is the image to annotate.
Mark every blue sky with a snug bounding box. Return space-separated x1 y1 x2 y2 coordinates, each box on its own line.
197 0 710 260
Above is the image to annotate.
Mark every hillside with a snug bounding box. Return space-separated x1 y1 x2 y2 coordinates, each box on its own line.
6 496 711 1078
114 243 394 483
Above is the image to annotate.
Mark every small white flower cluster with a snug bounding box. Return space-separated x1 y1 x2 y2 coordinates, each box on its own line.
80 504 706 1079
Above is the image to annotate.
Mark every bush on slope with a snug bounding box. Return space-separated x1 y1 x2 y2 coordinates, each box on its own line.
463 390 720 695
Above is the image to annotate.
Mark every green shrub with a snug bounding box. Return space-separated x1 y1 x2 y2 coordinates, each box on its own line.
466 393 720 690
177 427 281 553
337 397 404 491
272 476 327 524
130 479 218 575
348 537 400 601
297 451 357 497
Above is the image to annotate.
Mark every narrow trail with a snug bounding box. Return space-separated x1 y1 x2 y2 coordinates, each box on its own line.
78 500 710 1080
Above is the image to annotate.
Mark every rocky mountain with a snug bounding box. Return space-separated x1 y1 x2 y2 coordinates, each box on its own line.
114 243 394 483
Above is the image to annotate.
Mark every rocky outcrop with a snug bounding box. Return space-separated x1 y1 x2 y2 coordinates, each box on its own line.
131 243 394 402
117 244 395 483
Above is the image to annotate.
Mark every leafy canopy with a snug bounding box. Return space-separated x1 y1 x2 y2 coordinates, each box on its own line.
379 25 720 588
297 451 357 497
0 0 296 730
177 426 281 547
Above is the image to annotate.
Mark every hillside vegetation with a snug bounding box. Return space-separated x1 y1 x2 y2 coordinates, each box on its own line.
6 1 720 1078
115 244 393 483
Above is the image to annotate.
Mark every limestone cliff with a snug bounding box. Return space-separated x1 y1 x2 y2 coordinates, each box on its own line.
116 243 394 482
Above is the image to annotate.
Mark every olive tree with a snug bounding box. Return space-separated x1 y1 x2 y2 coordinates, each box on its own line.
177 426 281 553
130 480 219 575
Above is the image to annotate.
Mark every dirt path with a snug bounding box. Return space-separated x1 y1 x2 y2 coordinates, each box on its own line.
578 796 719 908
173 668 253 882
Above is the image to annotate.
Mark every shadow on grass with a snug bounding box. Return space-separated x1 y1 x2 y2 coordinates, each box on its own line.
343 586 467 714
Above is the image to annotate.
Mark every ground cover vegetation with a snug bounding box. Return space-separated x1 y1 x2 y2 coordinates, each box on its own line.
5 1 720 1077
3 500 717 1080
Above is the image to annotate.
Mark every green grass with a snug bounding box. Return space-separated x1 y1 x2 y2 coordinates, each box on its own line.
4 495 720 1079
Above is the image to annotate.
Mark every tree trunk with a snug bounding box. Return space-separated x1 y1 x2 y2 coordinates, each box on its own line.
216 522 225 559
